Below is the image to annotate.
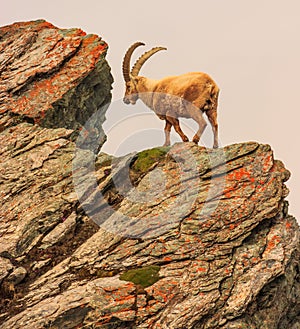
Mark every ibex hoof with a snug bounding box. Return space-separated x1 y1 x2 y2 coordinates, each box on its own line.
192 136 199 144
183 136 189 142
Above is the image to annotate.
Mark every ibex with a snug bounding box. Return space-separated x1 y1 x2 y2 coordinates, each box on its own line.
122 42 219 148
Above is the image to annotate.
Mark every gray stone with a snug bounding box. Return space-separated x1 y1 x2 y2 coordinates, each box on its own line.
39 212 77 249
0 257 13 283
7 267 27 285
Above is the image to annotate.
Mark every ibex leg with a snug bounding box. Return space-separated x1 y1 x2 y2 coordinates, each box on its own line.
163 120 172 146
206 109 219 148
166 113 189 143
190 111 207 144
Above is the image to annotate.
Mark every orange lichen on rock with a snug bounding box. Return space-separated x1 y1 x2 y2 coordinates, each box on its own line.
265 234 282 254
0 20 110 128
229 167 252 181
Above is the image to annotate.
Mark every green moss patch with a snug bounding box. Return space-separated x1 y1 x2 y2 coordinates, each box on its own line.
130 147 170 185
119 265 161 288
132 147 169 173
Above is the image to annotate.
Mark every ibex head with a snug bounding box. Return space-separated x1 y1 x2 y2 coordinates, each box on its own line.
122 42 167 105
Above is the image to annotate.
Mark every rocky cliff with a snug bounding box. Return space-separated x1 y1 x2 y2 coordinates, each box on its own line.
0 21 299 329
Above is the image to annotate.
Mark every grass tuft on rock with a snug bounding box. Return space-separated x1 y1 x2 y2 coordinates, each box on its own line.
119 265 161 288
130 146 169 181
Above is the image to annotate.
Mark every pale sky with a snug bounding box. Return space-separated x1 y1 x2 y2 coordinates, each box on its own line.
2 0 300 220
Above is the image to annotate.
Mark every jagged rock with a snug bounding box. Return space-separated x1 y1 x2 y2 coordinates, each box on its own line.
0 257 13 283
39 212 77 249
0 20 112 132
7 267 27 285
0 20 299 329
0 19 113 326
1 138 299 328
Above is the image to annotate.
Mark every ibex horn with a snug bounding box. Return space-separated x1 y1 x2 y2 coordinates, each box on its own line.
131 46 167 77
122 42 145 82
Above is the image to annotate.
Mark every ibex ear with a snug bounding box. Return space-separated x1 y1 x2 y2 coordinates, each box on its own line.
131 76 141 84
133 76 143 83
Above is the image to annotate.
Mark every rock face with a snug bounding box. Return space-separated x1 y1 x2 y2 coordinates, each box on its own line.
0 20 300 329
0 19 112 138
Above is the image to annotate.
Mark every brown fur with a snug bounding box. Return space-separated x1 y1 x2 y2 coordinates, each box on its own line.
124 72 219 148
